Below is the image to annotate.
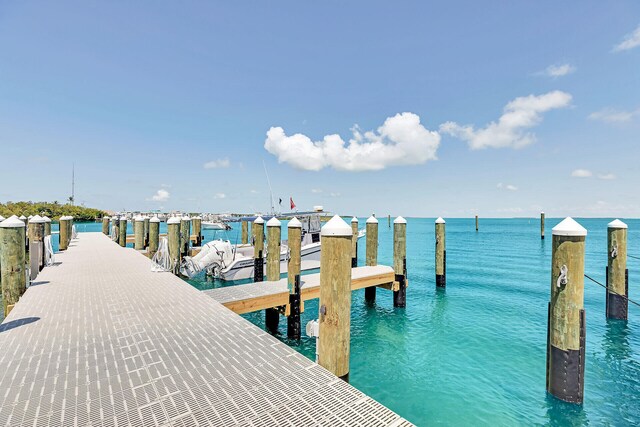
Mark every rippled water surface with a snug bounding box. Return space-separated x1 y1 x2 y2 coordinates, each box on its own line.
59 219 640 425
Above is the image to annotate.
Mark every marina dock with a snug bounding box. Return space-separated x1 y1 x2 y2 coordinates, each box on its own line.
0 232 410 426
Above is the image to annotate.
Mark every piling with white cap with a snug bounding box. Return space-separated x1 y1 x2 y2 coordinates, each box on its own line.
180 216 191 256
118 216 127 247
192 216 202 247
606 219 628 320
43 216 51 236
435 217 446 287
253 216 265 282
102 216 110 235
19 215 28 256
134 216 145 250
28 215 45 278
167 217 181 275
241 220 248 245
287 217 302 340
0 216 26 317
365 215 378 302
59 216 70 251
148 216 161 258
541 212 545 240
350 217 358 268
318 215 353 381
265 217 282 333
546 217 587 404
393 216 407 307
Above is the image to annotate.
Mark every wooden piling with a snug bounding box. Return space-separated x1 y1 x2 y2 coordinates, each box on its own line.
475 215 479 232
27 215 45 279
318 215 352 381
180 216 191 256
541 211 545 240
0 216 26 317
393 216 407 307
118 217 127 247
546 217 587 404
253 216 265 282
606 219 628 320
287 217 302 340
192 216 202 247
59 216 70 251
241 220 248 245
134 216 145 250
435 217 446 287
143 216 150 247
148 216 160 258
365 216 378 302
351 217 358 268
266 217 281 333
388 214 391 228
102 216 109 235
167 217 181 275
43 216 51 237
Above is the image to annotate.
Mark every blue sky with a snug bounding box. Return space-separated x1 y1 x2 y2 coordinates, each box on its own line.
1 1 639 217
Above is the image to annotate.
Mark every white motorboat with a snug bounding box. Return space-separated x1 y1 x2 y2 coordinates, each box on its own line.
201 221 231 230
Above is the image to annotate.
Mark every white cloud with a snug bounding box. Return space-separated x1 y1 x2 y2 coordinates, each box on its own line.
150 189 170 202
440 91 572 149
542 63 576 78
588 108 639 123
214 193 226 199
264 112 440 171
598 173 616 180
250 189 259 194
613 25 640 52
497 183 518 191
203 158 230 169
330 192 341 197
571 169 592 178
311 189 323 193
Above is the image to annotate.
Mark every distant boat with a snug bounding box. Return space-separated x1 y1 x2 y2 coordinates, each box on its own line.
201 221 231 230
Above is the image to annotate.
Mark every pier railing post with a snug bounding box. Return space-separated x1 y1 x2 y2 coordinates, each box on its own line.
253 216 265 282
134 216 145 250
102 216 109 235
435 217 446 287
541 212 545 240
43 216 51 237
546 217 586 404
606 219 628 320
118 216 127 247
180 216 191 256
393 216 407 307
148 216 160 258
167 217 181 275
28 215 45 279
192 216 202 247
241 220 248 245
351 217 358 268
59 216 70 251
318 215 352 381
287 217 302 340
266 217 281 333
365 215 378 302
0 216 26 317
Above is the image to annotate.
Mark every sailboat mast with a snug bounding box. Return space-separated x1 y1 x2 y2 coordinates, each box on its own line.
262 161 275 215
71 163 75 206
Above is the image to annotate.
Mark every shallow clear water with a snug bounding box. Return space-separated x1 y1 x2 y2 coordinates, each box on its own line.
57 219 640 425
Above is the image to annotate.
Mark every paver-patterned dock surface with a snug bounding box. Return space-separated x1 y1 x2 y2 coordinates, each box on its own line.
0 232 411 426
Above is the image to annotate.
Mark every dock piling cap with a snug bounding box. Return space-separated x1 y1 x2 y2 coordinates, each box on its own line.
552 217 587 237
394 216 407 224
0 216 26 228
288 217 302 228
254 216 264 225
135 215 145 222
266 217 281 227
366 215 378 224
608 219 627 229
435 217 445 224
351 216 358 223
29 215 45 223
19 215 26 220
167 216 181 224
321 215 352 237
181 216 190 221
43 216 51 222
150 216 160 223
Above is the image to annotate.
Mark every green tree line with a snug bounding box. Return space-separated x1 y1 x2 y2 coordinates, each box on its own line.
0 201 106 222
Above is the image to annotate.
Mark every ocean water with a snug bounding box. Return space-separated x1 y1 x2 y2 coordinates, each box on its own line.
50 219 640 425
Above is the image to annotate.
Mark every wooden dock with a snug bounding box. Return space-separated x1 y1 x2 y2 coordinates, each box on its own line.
125 233 198 244
204 266 397 314
0 232 411 426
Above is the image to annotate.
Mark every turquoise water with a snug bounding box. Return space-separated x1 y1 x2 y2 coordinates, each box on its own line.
60 219 640 425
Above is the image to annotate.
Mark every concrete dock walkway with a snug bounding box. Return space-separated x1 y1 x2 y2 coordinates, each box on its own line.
0 232 410 426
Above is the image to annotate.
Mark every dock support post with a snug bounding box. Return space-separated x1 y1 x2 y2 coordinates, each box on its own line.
134 216 145 250
192 216 202 246
0 216 26 317
318 215 352 381
475 215 479 232
28 215 45 279
19 216 28 258
144 216 150 247
43 216 51 237
541 212 545 240
59 216 70 251
241 220 248 245
436 217 446 287
287 217 302 340
148 216 160 258
118 217 127 247
102 216 109 235
365 215 378 302
388 214 391 228
180 216 191 257
351 217 358 268
266 217 281 333
606 219 628 320
253 217 265 282
167 217 181 275
393 216 407 307
546 217 587 404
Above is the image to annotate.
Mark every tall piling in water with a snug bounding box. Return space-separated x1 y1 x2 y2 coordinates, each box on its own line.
180 216 191 257
134 216 145 250
318 215 352 381
393 216 407 307
253 217 265 282
287 217 302 340
365 216 378 302
435 217 446 287
59 216 70 251
546 217 587 404
192 216 202 247
475 215 479 232
266 217 281 333
28 215 45 279
541 212 545 240
167 217 181 275
118 216 127 247
606 219 628 320
241 220 248 245
0 216 26 317
148 216 160 258
351 217 358 268
102 216 109 235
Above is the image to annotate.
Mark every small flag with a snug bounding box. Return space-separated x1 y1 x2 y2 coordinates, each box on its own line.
290 197 296 210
